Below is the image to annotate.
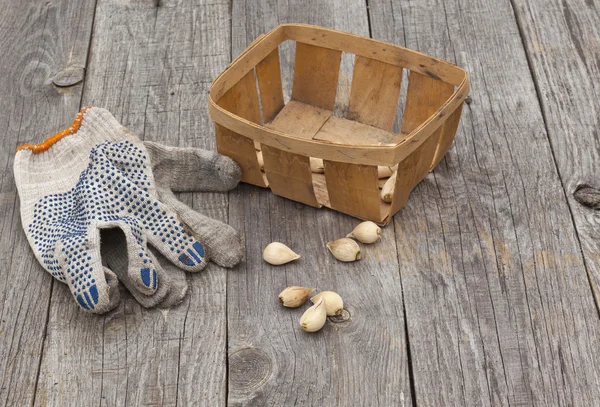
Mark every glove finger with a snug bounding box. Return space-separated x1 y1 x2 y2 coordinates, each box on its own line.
100 228 174 308
144 141 241 193
58 235 118 314
99 221 160 296
145 206 209 272
157 186 243 268
103 267 122 311
148 246 188 309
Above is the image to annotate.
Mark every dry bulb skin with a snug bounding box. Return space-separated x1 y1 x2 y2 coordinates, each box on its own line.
347 221 381 244
378 166 392 179
279 286 313 308
310 157 324 173
311 291 343 316
263 242 301 265
300 297 327 332
377 164 398 179
326 238 362 262
381 171 397 203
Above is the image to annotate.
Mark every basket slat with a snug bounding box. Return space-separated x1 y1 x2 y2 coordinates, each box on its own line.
291 43 342 110
256 48 285 123
215 125 267 187
430 103 463 170
389 72 455 212
347 56 403 131
264 100 326 206
215 70 267 187
324 161 381 221
313 115 398 146
261 145 320 207
401 71 455 134
266 100 331 138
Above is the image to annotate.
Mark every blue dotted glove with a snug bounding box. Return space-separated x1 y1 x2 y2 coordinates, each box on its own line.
14 107 240 313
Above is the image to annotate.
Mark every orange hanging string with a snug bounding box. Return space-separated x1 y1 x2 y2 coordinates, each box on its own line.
16 106 93 154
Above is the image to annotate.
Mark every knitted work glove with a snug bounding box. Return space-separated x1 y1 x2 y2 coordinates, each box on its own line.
14 107 242 313
98 142 245 309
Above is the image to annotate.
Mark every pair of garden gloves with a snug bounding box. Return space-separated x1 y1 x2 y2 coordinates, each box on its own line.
14 107 243 313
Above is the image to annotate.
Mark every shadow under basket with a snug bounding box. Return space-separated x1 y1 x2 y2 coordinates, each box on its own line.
209 24 470 225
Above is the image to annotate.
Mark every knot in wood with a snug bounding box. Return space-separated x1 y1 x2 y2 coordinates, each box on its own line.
328 308 351 324
574 184 600 209
229 347 272 396
52 65 85 88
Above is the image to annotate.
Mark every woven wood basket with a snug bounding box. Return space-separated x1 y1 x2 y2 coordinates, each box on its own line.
209 24 470 225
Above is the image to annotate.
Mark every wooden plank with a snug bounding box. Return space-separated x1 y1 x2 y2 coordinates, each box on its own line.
291 42 342 110
512 0 600 305
389 134 439 216
313 115 400 146
260 145 320 207
216 124 268 187
401 71 455 135
229 1 413 406
398 72 454 184
347 56 403 131
323 161 382 221
218 69 262 125
370 0 600 405
34 1 231 405
266 100 331 139
217 69 267 187
263 100 323 207
0 1 96 406
256 48 285 123
430 103 463 170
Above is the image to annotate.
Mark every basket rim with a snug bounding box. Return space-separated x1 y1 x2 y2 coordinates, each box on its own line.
209 24 470 167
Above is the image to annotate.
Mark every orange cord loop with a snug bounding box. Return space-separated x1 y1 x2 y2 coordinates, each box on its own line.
16 106 92 154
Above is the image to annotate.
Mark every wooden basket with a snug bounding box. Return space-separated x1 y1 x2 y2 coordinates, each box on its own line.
209 24 469 225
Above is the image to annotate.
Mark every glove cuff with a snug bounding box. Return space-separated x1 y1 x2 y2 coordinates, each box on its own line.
16 106 128 155
14 107 146 228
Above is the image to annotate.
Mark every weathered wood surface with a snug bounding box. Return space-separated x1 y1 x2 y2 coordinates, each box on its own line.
0 1 97 406
369 0 600 405
33 0 231 405
227 1 412 406
1 0 600 406
512 0 600 307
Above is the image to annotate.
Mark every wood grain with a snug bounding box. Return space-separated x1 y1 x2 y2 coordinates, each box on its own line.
228 0 413 405
313 115 399 146
401 71 455 135
2 0 599 406
260 145 320 207
323 161 382 221
256 48 285 123
370 0 600 405
216 123 268 187
347 56 403 131
512 0 600 309
430 103 464 170
0 1 97 406
266 100 331 140
34 0 231 405
217 70 267 187
263 100 325 208
291 42 342 110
